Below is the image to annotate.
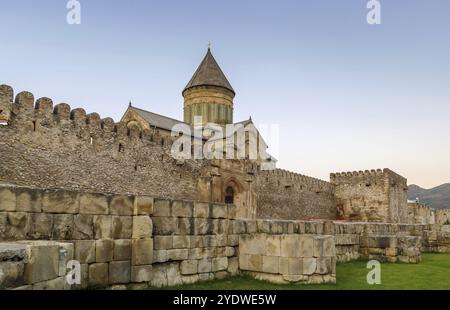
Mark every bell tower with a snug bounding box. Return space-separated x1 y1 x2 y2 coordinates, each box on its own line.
183 48 235 126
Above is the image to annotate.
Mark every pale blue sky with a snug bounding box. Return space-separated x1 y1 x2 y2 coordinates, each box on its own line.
1 0 449 188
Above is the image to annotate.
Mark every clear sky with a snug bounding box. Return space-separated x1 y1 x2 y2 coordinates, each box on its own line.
1 0 449 188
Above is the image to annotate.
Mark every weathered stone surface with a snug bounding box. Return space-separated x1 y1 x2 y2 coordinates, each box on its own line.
211 204 227 219
6 212 31 240
58 242 74 277
132 239 153 265
266 235 281 256
131 265 153 282
316 257 333 275
134 196 154 216
154 236 173 250
73 214 94 240
96 239 113 262
16 188 42 212
74 240 95 264
110 195 134 216
150 264 168 287
173 235 190 249
113 239 131 261
240 234 266 255
0 187 16 211
80 193 109 215
153 199 171 217
180 260 198 275
177 218 192 235
112 216 132 239
89 263 109 287
52 214 74 240
23 242 60 284
212 257 228 272
152 217 177 235
0 261 25 289
167 249 188 261
109 261 131 284
30 213 53 239
302 258 317 275
167 262 182 286
33 276 66 290
93 215 112 239
42 189 79 214
262 256 279 274
172 200 193 218
314 235 335 257
227 257 239 275
132 216 153 239
153 250 168 263
198 258 212 273
193 218 208 235
182 274 200 284
193 202 209 218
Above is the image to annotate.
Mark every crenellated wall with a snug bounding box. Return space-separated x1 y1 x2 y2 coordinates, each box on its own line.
254 169 337 220
330 169 409 223
0 85 211 201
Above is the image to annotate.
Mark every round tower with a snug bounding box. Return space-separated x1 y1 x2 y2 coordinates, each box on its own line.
183 48 235 126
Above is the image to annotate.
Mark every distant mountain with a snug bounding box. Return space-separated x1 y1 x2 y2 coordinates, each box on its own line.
408 184 450 209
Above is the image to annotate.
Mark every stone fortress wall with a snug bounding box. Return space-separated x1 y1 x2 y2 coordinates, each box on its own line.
1 84 450 289
330 169 409 223
2 183 450 289
254 169 336 220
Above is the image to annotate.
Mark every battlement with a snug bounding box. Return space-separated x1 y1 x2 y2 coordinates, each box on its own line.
0 84 175 148
330 168 406 184
258 168 333 190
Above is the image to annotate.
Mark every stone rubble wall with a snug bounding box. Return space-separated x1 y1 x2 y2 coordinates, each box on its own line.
0 241 73 290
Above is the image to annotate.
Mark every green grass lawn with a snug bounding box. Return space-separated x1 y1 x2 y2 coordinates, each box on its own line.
152 253 450 290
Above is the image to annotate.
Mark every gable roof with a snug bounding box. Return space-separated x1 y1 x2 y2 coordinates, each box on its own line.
183 48 235 95
128 106 191 132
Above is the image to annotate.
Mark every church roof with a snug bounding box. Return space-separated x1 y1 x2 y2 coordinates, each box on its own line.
183 48 235 95
129 106 192 132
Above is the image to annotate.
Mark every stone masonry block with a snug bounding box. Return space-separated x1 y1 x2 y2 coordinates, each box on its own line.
193 218 208 235
93 215 112 239
154 236 173 250
74 240 95 264
30 213 53 240
193 202 209 218
180 260 198 275
172 200 193 218
212 257 228 272
95 239 113 263
113 239 132 261
0 261 25 289
177 218 192 235
73 214 94 240
134 196 154 216
173 235 190 249
52 214 74 240
16 188 42 212
198 258 212 273
80 193 109 215
131 265 153 283
239 234 266 255
262 256 279 274
211 204 227 219
7 212 31 240
302 258 317 275
132 239 153 266
109 261 131 284
152 217 177 235
89 263 109 287
167 249 189 261
23 243 59 284
153 199 171 217
42 189 79 214
112 216 132 239
132 216 153 239
266 235 281 256
0 187 16 211
110 195 134 216
314 235 335 258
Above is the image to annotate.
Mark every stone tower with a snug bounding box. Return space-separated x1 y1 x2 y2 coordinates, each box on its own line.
183 48 235 126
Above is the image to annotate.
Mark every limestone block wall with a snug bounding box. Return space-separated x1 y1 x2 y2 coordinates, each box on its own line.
436 209 450 225
407 202 436 225
0 241 73 290
149 200 239 287
239 233 336 284
254 169 337 220
0 184 154 289
331 169 409 223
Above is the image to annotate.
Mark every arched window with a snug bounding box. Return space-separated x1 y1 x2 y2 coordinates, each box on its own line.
225 186 235 204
